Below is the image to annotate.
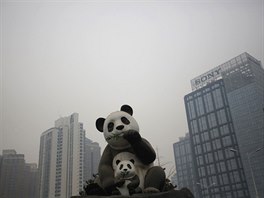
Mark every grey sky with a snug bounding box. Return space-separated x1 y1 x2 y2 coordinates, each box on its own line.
1 0 263 173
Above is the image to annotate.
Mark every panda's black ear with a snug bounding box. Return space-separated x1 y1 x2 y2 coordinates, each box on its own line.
96 118 105 132
130 159 135 164
116 160 121 165
121 105 133 116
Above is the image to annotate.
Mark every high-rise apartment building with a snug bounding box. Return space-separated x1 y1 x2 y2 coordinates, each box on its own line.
0 154 2 180
173 134 198 195
38 113 85 198
84 137 101 182
0 150 25 198
24 163 39 198
0 150 39 198
184 52 264 198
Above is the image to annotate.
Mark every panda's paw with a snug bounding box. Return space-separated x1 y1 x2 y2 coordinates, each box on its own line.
143 187 160 194
129 187 142 195
123 130 142 144
111 189 121 195
114 178 125 187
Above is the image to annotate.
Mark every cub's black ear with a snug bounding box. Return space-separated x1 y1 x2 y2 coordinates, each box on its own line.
121 105 133 116
130 159 135 164
116 160 121 165
96 118 105 132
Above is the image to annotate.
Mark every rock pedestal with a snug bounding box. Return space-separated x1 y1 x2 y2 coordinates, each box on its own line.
72 189 194 198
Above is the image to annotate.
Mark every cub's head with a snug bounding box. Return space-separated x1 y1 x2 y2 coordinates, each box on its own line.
114 159 136 179
96 105 139 149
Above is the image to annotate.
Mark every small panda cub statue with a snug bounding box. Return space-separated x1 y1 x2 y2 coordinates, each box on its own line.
114 158 142 196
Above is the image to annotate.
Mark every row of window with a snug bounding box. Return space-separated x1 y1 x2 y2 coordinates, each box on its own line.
56 130 63 189
186 86 227 120
190 109 232 134
196 149 240 166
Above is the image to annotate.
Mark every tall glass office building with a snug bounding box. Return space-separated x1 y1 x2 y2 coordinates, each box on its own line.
185 79 249 198
184 52 264 198
221 53 264 198
173 133 198 196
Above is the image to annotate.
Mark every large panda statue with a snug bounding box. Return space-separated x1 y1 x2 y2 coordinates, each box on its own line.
96 104 166 195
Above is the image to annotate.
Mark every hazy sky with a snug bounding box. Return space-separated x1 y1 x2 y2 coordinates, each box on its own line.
1 0 263 174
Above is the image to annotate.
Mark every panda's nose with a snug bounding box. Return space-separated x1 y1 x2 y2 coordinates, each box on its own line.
116 125 124 130
123 168 128 172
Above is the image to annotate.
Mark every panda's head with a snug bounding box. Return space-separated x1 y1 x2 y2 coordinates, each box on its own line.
96 105 139 150
114 159 136 179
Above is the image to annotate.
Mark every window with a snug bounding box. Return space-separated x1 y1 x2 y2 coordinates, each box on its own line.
198 167 206 176
195 96 205 116
212 139 222 150
204 93 214 113
188 101 196 119
217 109 227 125
201 131 209 142
222 136 232 147
210 128 219 139
213 88 224 109
194 134 200 144
208 152 213 163
219 124 230 136
207 164 215 175
195 145 202 155
191 120 199 134
203 143 211 153
208 113 217 128
197 155 204 166
216 150 224 160
227 159 237 171
199 116 207 131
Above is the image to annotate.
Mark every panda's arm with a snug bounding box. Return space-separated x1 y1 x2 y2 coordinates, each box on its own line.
127 175 140 190
123 130 156 164
98 145 115 189
132 138 156 164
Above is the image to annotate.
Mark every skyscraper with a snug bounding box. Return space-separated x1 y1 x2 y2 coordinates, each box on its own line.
173 133 198 195
84 137 101 182
23 163 39 198
184 52 264 198
38 113 85 198
220 53 264 198
0 150 25 198
185 79 249 198
0 150 39 198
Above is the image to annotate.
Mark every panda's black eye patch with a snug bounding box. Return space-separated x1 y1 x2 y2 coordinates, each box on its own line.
116 160 120 165
127 164 132 169
121 117 130 125
119 164 123 170
108 122 114 132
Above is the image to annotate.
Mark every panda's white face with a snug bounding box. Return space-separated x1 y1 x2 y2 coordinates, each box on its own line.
103 111 139 149
115 159 136 179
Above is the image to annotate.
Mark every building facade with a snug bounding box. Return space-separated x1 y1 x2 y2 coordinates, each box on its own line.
173 134 198 196
185 80 249 198
23 163 39 198
185 52 264 198
221 53 264 198
38 113 85 198
84 137 101 182
0 150 39 198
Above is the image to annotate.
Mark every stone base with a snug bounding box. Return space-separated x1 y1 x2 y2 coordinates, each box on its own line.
72 189 194 198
